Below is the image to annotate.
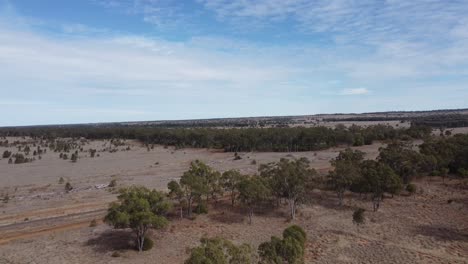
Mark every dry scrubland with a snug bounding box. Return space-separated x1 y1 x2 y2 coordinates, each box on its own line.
0 137 467 263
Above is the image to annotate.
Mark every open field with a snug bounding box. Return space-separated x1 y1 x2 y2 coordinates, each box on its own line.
0 137 467 263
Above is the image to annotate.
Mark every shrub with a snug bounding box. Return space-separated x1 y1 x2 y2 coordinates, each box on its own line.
111 252 121 258
109 179 117 188
65 182 73 192
71 153 78 162
406 184 416 195
258 225 306 264
59 177 65 184
89 219 98 227
185 237 253 264
142 236 154 251
2 150 11 158
194 202 208 214
14 154 27 164
8 158 12 164
283 225 307 247
234 152 242 160
251 159 257 165
353 208 365 229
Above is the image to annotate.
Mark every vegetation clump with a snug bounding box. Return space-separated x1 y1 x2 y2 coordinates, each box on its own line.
258 225 307 264
185 237 253 264
353 208 366 231
65 182 73 192
2 150 11 158
104 186 170 252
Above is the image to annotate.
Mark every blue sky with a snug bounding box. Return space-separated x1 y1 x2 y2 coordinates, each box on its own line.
1 0 468 126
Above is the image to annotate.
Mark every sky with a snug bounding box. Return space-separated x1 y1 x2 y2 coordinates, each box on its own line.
1 0 468 126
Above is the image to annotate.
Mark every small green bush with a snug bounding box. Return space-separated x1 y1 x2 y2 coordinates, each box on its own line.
194 202 208 214
65 182 73 192
353 208 365 227
142 236 154 251
406 184 416 194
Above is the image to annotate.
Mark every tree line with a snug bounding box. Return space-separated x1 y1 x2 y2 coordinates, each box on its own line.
0 124 431 152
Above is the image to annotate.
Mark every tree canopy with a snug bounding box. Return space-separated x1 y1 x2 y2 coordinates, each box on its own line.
104 186 171 252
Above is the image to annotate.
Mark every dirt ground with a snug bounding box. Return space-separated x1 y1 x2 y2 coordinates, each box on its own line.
0 137 467 263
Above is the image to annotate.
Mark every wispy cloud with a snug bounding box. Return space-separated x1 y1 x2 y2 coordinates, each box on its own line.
339 88 370 96
1 1 468 125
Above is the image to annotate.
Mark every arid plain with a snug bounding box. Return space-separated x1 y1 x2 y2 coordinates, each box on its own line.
0 133 467 264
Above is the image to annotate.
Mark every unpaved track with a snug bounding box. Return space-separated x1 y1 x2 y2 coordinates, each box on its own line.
0 207 107 245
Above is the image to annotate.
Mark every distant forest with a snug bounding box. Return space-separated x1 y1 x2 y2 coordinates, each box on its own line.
323 114 468 128
0 124 431 152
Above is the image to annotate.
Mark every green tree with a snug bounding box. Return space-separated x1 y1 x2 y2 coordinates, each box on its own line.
178 160 216 217
167 180 186 219
328 148 364 206
258 225 307 264
238 175 270 224
260 158 316 219
221 169 243 206
378 142 422 183
360 160 402 211
185 237 254 264
104 186 170 252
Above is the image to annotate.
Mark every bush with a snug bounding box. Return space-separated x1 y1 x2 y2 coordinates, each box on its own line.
185 237 253 264
353 208 365 227
89 219 98 227
65 182 73 192
234 152 242 160
111 252 121 258
8 158 12 164
283 225 307 247
251 159 257 165
194 202 208 214
59 177 65 184
406 184 416 194
2 150 11 158
258 225 306 264
109 179 117 188
142 236 154 251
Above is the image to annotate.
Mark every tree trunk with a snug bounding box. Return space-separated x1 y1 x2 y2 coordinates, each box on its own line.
288 198 296 219
188 197 193 217
231 192 235 207
338 190 344 206
248 208 253 224
180 206 183 219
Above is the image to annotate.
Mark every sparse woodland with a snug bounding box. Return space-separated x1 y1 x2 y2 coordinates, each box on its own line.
0 123 467 263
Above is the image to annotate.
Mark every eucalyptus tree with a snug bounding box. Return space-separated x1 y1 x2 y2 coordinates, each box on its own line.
328 148 364 206
259 158 316 219
104 186 171 252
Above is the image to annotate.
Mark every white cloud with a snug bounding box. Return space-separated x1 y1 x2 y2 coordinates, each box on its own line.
339 88 370 96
